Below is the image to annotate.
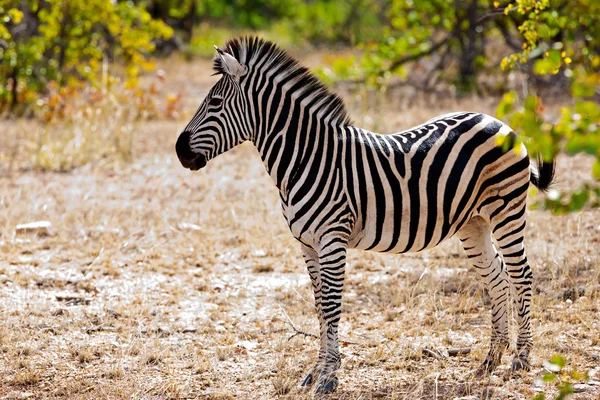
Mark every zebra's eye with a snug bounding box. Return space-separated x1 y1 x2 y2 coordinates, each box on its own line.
208 97 223 107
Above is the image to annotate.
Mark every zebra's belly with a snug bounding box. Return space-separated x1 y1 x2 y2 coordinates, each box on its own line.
347 205 468 254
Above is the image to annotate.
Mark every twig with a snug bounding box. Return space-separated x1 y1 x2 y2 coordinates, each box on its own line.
279 306 319 341
278 306 360 345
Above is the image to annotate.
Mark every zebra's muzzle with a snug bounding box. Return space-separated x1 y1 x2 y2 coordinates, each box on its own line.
176 131 207 171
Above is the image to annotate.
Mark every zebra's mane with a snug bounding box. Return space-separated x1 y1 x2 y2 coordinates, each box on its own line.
213 37 352 126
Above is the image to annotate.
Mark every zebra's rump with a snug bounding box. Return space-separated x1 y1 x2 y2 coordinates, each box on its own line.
344 112 530 254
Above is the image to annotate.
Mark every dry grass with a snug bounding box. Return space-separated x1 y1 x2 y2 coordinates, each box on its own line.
0 56 599 400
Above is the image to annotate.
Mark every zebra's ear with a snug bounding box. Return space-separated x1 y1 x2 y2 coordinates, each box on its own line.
214 45 247 79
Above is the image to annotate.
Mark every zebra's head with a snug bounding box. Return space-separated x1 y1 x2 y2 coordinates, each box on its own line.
176 45 251 170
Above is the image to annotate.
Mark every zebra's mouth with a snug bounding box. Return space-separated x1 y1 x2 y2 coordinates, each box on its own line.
176 131 207 171
180 153 207 171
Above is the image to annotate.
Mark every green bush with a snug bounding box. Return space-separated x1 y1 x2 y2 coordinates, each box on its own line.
497 0 600 213
0 0 173 113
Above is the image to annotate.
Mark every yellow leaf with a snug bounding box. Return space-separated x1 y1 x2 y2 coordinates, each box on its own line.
514 144 522 155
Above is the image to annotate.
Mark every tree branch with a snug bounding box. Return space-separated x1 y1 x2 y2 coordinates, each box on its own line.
476 6 517 24
389 35 451 71
495 19 522 51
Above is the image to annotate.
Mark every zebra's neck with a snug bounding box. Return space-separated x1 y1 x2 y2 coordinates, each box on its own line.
251 100 345 195
245 79 350 196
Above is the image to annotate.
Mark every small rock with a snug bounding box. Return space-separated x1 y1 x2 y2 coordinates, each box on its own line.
252 249 267 257
178 222 202 231
15 221 52 237
106 309 122 318
572 383 591 393
235 340 258 350
51 308 69 317
55 294 91 306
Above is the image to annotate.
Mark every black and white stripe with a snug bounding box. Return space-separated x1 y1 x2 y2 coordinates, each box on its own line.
175 37 554 393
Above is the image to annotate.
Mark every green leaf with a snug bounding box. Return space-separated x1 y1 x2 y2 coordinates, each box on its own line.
497 91 517 119
570 188 590 212
550 355 567 368
542 372 557 382
593 159 600 180
556 382 574 400
572 80 597 97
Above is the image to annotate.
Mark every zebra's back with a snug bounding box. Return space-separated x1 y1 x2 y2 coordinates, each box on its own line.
343 112 530 254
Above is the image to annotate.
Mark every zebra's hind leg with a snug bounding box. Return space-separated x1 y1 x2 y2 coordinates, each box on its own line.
459 216 510 375
299 244 327 388
492 203 533 372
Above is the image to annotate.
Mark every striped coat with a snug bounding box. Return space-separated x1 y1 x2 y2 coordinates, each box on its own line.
176 37 554 394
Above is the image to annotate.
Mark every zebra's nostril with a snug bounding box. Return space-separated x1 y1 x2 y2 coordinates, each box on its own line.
176 131 195 162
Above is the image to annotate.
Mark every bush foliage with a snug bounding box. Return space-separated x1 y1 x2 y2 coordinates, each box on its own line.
0 1 172 113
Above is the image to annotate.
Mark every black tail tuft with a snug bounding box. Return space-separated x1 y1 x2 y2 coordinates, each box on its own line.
530 158 555 192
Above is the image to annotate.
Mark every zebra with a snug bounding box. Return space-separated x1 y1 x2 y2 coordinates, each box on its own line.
175 37 554 394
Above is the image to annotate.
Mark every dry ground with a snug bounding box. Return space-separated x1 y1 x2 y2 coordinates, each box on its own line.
1 57 599 400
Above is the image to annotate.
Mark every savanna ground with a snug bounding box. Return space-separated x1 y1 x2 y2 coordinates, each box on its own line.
1 55 599 400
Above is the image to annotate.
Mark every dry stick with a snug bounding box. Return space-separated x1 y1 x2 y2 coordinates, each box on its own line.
448 347 471 357
278 305 318 342
421 347 471 359
422 348 446 360
281 308 319 341
278 306 360 346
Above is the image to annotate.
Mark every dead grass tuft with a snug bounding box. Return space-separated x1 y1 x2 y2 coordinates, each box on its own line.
13 367 41 387
252 263 275 273
71 346 95 363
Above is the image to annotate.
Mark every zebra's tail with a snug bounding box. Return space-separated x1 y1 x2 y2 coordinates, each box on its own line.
530 158 555 192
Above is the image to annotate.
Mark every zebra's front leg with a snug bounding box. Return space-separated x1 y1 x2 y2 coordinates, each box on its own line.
299 244 327 388
313 236 347 394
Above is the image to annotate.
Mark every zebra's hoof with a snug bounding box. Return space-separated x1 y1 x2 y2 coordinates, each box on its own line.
475 359 498 377
511 356 531 372
300 371 314 388
315 376 338 394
